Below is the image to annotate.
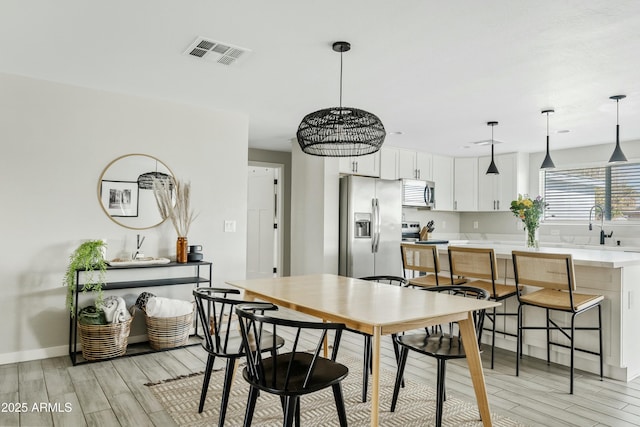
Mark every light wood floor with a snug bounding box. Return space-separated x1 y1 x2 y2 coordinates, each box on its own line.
3 328 640 426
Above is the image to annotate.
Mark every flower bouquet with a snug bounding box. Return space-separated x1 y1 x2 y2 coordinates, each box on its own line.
510 194 547 248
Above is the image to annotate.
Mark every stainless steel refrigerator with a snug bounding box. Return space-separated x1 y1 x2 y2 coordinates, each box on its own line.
339 175 402 278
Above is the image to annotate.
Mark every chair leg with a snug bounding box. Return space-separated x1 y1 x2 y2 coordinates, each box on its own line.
295 397 301 427
491 306 496 369
390 346 409 412
198 354 216 413
570 313 577 394
332 383 348 427
218 358 237 426
391 334 405 388
546 308 551 365
283 396 296 427
598 304 603 381
362 335 371 402
435 359 447 427
244 386 259 427
516 304 523 376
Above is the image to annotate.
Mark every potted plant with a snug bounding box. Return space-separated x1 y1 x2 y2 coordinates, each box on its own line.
64 240 107 316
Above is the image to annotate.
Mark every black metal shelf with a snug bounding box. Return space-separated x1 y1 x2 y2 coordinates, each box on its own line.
69 260 212 365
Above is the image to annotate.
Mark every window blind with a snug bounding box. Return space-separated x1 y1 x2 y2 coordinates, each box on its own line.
544 164 640 221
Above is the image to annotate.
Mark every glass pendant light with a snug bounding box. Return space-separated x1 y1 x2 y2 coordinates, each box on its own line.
485 121 499 175
608 95 627 163
540 109 556 169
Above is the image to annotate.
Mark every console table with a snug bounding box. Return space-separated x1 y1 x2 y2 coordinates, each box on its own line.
69 260 211 365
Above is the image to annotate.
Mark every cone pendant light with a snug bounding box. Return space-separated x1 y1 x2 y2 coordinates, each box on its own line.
540 109 556 169
486 121 499 175
608 95 627 163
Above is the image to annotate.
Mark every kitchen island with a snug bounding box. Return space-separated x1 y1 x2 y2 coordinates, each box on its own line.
406 241 640 381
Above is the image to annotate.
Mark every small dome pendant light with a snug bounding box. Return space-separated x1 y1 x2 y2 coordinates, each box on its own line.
540 109 556 169
608 95 627 163
485 121 499 175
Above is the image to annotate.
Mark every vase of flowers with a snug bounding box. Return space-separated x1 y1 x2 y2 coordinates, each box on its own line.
152 178 197 263
510 194 547 249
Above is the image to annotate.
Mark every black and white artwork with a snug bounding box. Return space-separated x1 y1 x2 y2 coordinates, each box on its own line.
101 180 139 217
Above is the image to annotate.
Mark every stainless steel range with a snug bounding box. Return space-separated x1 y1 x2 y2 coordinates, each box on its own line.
401 221 421 242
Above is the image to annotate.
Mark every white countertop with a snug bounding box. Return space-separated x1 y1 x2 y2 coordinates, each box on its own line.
430 240 640 268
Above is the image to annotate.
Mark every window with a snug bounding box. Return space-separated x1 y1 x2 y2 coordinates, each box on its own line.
543 163 640 221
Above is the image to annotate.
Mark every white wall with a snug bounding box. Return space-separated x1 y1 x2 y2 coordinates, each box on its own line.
0 73 249 363
290 141 340 275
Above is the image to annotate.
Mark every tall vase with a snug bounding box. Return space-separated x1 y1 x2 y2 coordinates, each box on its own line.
525 226 539 249
176 237 188 263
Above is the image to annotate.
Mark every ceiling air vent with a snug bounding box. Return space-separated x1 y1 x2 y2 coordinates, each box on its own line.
184 37 250 66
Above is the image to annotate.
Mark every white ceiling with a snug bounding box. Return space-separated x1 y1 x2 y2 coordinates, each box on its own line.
2 0 640 157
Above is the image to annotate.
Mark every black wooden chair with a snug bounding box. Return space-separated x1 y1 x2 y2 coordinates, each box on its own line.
236 303 349 427
354 275 406 402
390 285 490 427
192 288 285 426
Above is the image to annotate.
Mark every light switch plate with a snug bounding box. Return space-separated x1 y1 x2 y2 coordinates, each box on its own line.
224 220 236 232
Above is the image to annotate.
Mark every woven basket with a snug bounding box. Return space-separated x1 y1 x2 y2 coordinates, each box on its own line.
145 303 195 350
77 316 133 361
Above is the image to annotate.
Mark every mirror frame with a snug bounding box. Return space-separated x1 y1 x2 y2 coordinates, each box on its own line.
97 153 174 230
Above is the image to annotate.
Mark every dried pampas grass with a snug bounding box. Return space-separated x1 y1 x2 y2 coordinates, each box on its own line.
152 178 197 237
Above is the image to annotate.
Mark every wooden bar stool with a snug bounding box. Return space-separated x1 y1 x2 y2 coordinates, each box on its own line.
401 243 466 288
512 251 604 394
448 246 520 369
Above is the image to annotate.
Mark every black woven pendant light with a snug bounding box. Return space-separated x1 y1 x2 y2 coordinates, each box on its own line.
608 95 627 163
540 109 556 169
485 121 500 175
296 41 386 157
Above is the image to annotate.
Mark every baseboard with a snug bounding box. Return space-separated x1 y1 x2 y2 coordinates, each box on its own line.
0 333 151 366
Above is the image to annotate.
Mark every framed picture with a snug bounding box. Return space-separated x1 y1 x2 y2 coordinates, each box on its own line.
100 180 139 217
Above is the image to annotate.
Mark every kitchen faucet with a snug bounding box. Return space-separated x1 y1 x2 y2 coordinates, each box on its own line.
588 205 613 245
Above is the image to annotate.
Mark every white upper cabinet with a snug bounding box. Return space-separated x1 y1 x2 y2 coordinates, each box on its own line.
453 157 478 211
432 154 454 211
339 151 380 177
477 152 529 211
379 146 399 180
398 149 432 181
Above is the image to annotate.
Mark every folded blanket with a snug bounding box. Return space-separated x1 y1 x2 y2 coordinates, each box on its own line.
145 296 193 318
102 296 132 323
78 306 107 325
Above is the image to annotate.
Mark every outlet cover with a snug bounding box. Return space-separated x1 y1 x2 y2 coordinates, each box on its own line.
224 220 236 232
473 221 479 229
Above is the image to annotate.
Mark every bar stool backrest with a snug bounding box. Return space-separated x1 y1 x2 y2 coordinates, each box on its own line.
401 243 440 275
512 251 576 292
448 246 498 282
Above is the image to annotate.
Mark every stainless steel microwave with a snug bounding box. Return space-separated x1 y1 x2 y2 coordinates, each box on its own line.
402 179 435 208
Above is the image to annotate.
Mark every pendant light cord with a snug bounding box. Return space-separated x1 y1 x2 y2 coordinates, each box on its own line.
339 51 343 108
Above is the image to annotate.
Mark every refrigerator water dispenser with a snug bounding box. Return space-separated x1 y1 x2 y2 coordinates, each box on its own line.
354 213 371 238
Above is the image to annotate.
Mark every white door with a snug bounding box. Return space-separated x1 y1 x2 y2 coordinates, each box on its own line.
247 166 280 279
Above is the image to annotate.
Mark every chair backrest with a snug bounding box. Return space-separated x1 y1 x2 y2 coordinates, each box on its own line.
359 275 407 287
512 251 576 292
236 304 346 392
423 285 490 344
401 243 440 275
193 287 246 356
448 246 498 282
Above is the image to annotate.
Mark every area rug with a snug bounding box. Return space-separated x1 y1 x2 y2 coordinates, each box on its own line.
148 357 526 426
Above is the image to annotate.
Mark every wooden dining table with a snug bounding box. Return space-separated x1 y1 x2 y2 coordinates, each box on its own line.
226 273 500 427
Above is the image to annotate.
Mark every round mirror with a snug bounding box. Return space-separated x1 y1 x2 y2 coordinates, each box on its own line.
98 154 173 230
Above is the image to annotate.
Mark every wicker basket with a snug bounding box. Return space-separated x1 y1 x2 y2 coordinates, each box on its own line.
77 316 134 361
144 303 195 350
